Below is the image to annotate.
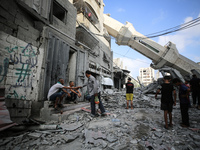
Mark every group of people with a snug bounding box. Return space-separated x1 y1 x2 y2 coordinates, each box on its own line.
47 71 200 124
155 74 200 129
47 70 106 117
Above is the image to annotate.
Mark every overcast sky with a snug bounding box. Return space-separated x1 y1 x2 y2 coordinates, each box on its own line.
103 0 200 78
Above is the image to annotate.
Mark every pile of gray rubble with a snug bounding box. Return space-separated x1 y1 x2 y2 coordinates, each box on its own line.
0 90 200 150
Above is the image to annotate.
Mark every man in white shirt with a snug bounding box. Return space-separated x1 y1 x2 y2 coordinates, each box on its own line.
47 78 80 109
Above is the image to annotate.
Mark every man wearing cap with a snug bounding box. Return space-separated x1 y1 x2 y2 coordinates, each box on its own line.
126 77 134 109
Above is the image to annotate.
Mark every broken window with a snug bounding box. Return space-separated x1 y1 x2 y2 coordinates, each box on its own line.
52 1 67 23
95 0 101 7
73 0 100 29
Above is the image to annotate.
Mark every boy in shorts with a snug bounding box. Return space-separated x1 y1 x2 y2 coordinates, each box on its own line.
155 76 176 129
126 78 134 109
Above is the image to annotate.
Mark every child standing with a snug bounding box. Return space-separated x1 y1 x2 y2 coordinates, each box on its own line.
126 78 134 109
155 76 176 129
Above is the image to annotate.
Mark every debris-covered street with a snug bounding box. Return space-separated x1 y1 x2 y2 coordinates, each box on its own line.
1 91 200 150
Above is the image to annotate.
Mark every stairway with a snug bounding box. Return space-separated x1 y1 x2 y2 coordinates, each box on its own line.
0 87 17 131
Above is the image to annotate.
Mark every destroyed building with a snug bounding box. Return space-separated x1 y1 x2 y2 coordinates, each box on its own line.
0 0 113 122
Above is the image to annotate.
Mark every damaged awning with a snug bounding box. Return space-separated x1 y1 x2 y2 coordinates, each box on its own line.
102 77 113 86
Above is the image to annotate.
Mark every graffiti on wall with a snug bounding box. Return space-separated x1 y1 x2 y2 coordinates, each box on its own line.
6 90 26 100
3 43 38 100
5 43 37 87
0 58 9 83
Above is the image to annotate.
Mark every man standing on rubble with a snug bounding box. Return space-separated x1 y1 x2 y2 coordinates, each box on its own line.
80 70 106 117
173 78 190 127
155 76 176 129
125 77 134 109
190 74 200 109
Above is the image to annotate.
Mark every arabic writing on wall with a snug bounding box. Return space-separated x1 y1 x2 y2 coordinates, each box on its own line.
2 43 38 100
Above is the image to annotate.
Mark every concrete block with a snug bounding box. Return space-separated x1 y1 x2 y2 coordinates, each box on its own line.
5 99 17 108
59 135 78 143
17 100 24 108
17 26 30 39
24 100 32 108
0 23 13 35
15 19 28 30
0 8 15 22
28 25 40 36
43 101 48 108
28 132 42 139
8 108 17 117
40 107 51 121
15 12 24 22
60 122 83 131
15 108 30 117
6 34 18 45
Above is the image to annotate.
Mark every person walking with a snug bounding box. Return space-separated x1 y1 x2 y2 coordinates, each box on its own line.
125 77 134 109
155 76 176 129
173 78 190 127
190 74 200 109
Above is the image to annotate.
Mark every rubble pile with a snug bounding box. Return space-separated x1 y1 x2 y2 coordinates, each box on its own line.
0 93 200 150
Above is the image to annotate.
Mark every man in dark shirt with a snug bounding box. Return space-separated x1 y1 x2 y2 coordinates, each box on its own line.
155 76 176 129
126 78 134 109
190 74 200 109
173 78 190 127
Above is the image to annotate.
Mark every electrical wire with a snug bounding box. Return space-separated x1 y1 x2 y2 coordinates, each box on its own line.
144 17 200 37
142 17 200 39
113 51 150 64
77 16 200 40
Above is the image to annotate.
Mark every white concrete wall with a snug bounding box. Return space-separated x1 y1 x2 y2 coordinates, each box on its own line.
0 31 44 101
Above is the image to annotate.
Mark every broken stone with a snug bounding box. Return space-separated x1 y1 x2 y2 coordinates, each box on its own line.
130 139 138 144
60 122 83 131
0 137 14 146
113 122 121 127
12 146 21 150
29 139 40 146
102 140 108 148
13 135 24 145
59 135 78 143
190 134 200 142
154 131 163 138
106 134 118 143
28 132 42 138
85 129 107 145
41 140 49 145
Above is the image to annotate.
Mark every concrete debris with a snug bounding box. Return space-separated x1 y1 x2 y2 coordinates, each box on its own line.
0 92 200 150
27 132 42 138
59 134 78 143
60 122 83 131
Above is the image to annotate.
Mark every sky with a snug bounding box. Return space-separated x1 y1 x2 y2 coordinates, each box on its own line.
103 0 200 79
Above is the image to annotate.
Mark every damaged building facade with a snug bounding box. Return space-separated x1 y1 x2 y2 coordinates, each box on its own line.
0 0 113 120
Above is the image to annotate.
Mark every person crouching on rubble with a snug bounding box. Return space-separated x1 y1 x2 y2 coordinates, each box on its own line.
66 81 82 104
155 76 176 129
126 77 134 109
173 78 190 127
47 78 80 110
